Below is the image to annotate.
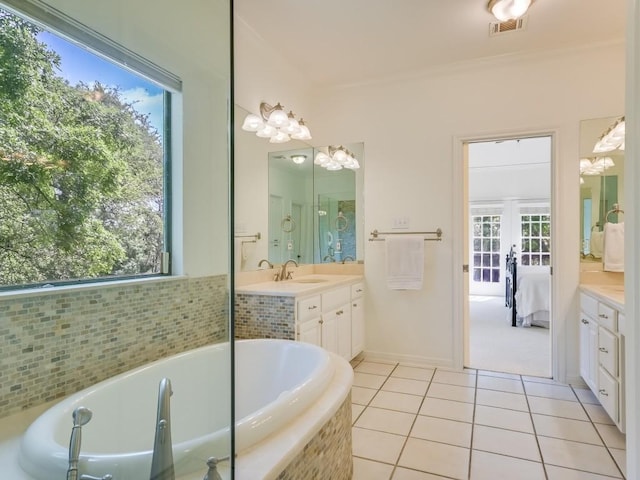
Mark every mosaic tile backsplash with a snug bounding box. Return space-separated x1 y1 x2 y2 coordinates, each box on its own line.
234 293 295 340
0 275 229 419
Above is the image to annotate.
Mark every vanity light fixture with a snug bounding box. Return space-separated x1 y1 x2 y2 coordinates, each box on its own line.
593 116 625 153
579 156 615 176
487 0 533 21
241 102 312 143
314 145 360 171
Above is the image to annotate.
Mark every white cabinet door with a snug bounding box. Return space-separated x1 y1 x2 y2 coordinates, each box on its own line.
351 298 365 358
336 304 352 360
321 310 339 355
298 317 322 347
579 315 598 391
598 366 619 424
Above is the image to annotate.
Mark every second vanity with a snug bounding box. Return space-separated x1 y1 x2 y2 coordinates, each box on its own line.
579 283 625 432
235 272 364 361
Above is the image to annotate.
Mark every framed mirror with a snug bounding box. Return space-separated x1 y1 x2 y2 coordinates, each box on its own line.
579 116 625 262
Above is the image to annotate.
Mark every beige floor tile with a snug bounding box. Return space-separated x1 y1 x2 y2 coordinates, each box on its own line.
410 415 472 447
609 448 626 478
475 388 529 412
474 404 533 433
398 437 470 480
352 404 365 424
392 467 450 479
476 375 524 394
433 369 477 387
370 390 423 414
392 365 435 381
524 381 577 401
419 397 474 423
426 382 475 403
355 361 396 376
527 396 589 421
353 371 387 389
355 406 416 436
477 370 521 380
383 377 430 396
573 386 599 405
470 450 545 480
582 402 615 425
472 425 541 462
352 457 394 480
352 386 377 405
352 426 406 464
545 464 620 479
594 423 626 449
532 414 602 445
537 436 622 477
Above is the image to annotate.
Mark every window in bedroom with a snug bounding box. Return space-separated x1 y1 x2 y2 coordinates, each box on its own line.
471 215 501 284
521 214 551 265
0 3 180 289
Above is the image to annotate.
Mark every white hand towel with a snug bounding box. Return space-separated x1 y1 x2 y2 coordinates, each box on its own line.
590 231 604 258
603 222 624 272
386 235 424 290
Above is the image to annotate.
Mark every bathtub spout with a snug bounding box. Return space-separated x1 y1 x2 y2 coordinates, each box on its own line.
150 378 175 480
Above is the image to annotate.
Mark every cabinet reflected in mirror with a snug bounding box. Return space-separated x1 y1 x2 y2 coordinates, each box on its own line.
579 116 625 262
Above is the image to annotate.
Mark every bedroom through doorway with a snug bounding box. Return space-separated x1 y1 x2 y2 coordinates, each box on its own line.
465 136 552 378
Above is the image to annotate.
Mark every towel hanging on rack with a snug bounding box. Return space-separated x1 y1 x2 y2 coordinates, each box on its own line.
385 235 424 290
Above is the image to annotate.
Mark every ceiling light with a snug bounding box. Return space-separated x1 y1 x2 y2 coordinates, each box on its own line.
488 0 533 22
241 102 312 144
291 154 306 164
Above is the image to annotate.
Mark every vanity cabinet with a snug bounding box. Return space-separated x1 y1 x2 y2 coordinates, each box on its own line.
351 282 365 357
579 290 625 432
296 281 362 361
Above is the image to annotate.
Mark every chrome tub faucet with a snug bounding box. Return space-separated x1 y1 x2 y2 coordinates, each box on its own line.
150 378 175 480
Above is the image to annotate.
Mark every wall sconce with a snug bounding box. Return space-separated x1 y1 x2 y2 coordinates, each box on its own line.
593 116 625 153
487 0 533 22
241 102 312 143
580 157 615 176
314 146 360 171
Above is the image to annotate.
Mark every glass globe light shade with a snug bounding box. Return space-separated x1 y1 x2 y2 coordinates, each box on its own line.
242 113 264 132
489 0 532 22
326 161 343 171
292 123 311 141
256 124 277 138
284 112 301 135
266 103 290 128
314 152 330 166
269 130 291 144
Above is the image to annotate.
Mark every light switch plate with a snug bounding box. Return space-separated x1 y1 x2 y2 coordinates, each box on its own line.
392 216 410 229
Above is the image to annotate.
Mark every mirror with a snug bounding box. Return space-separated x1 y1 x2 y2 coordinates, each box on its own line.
579 116 625 262
234 104 364 271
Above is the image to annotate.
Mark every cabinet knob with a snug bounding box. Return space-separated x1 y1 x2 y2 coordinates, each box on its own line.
337 310 343 315
599 347 609 353
353 303 357 307
319 319 323 324
599 313 609 319
356 289 363 293
581 318 589 325
599 389 609 396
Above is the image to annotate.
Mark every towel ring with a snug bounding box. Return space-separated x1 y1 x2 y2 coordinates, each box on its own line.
281 215 296 233
335 212 348 232
605 205 624 223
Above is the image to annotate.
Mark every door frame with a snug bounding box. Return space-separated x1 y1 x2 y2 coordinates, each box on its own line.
452 128 562 381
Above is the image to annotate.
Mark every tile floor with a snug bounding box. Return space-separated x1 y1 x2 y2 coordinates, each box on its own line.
350 357 626 480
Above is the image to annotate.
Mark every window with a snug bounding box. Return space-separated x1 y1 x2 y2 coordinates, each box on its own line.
521 214 551 265
0 4 178 289
472 215 501 283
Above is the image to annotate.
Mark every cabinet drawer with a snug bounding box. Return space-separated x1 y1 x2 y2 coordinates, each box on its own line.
351 282 365 299
597 303 617 332
322 286 350 312
598 366 619 424
297 295 321 322
580 293 598 319
598 327 618 377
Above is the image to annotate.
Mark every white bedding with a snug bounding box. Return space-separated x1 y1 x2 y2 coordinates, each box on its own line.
514 266 550 328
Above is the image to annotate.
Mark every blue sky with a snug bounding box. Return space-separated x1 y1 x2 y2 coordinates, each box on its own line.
38 31 164 135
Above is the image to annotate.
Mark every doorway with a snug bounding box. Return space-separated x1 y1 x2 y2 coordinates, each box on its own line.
464 136 552 378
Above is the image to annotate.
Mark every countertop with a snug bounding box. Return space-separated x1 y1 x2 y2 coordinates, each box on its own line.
235 274 363 297
580 284 625 313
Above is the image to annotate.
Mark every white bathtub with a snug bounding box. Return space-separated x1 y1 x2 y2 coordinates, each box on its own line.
18 339 338 479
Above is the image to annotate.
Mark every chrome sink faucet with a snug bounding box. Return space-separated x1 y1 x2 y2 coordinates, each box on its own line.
258 259 273 269
277 259 298 281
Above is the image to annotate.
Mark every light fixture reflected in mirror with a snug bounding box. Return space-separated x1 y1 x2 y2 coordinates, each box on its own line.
487 0 533 22
314 145 360 171
241 102 312 143
291 154 306 164
579 156 615 176
593 116 625 153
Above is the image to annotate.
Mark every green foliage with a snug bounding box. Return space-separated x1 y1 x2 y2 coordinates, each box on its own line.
0 10 164 286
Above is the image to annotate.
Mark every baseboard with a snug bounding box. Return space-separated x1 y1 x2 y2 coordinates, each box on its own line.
362 349 454 369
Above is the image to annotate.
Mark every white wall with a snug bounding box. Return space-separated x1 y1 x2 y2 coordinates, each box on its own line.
44 0 231 277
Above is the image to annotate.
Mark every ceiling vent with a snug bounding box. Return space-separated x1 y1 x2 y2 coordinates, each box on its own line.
489 16 528 36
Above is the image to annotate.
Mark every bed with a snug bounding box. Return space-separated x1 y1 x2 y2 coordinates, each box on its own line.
505 246 550 328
